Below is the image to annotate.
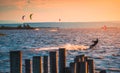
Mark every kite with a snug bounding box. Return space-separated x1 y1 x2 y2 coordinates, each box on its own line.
101 25 107 30
30 13 33 20
59 18 61 22
22 15 25 20
22 13 33 20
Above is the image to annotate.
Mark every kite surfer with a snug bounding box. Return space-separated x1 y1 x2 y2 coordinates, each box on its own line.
89 38 99 49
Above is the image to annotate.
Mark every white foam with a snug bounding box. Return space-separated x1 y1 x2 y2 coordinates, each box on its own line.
34 43 89 51
60 43 89 50
49 29 58 32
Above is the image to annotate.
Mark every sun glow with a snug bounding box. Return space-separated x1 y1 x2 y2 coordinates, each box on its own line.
0 0 120 22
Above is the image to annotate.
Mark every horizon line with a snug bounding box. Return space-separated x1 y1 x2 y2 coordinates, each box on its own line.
0 21 120 24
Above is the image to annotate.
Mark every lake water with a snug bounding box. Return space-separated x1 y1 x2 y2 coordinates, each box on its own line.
0 22 120 73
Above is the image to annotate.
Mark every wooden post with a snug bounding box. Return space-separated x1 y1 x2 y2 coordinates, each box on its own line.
70 62 76 73
43 56 48 73
87 59 95 73
80 62 88 73
75 55 85 73
84 56 88 61
100 70 106 73
76 62 81 73
78 54 85 62
59 48 66 73
74 54 85 62
25 59 32 73
33 56 42 73
10 51 22 73
65 67 70 73
84 56 89 73
74 57 80 63
50 51 58 73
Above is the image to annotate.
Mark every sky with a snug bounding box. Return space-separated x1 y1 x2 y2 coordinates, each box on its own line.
0 0 120 23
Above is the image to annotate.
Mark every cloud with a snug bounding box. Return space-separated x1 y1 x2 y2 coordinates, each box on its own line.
0 0 51 12
0 6 18 12
0 0 29 12
0 0 24 6
27 0 31 4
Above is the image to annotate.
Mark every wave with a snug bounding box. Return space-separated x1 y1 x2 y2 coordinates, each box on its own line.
34 43 89 51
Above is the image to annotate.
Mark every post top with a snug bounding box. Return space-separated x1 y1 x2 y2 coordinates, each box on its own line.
10 50 21 53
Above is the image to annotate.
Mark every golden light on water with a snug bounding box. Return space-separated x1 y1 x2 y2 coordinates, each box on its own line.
34 28 40 31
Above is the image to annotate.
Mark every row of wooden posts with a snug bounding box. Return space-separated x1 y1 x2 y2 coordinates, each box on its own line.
10 48 106 73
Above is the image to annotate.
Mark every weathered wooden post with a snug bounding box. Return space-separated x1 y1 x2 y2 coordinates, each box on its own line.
50 51 58 73
74 56 80 63
59 48 66 73
80 62 88 73
76 62 81 73
74 56 81 73
65 67 70 73
100 70 106 73
78 54 85 62
75 54 85 73
84 56 88 61
87 59 95 73
84 56 89 73
33 56 42 73
70 62 76 73
43 56 48 73
10 51 22 73
25 59 32 73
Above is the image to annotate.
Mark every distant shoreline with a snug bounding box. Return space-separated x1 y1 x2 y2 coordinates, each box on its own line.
0 27 34 30
0 27 59 30
0 22 119 29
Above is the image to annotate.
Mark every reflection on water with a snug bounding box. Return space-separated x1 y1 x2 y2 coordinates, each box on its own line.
0 28 120 73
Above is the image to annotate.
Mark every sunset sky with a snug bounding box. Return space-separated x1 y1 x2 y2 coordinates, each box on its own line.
0 0 120 23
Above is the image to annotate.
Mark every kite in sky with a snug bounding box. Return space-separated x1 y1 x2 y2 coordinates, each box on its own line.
22 13 33 20
59 18 61 22
101 25 107 30
22 15 25 20
30 13 33 20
